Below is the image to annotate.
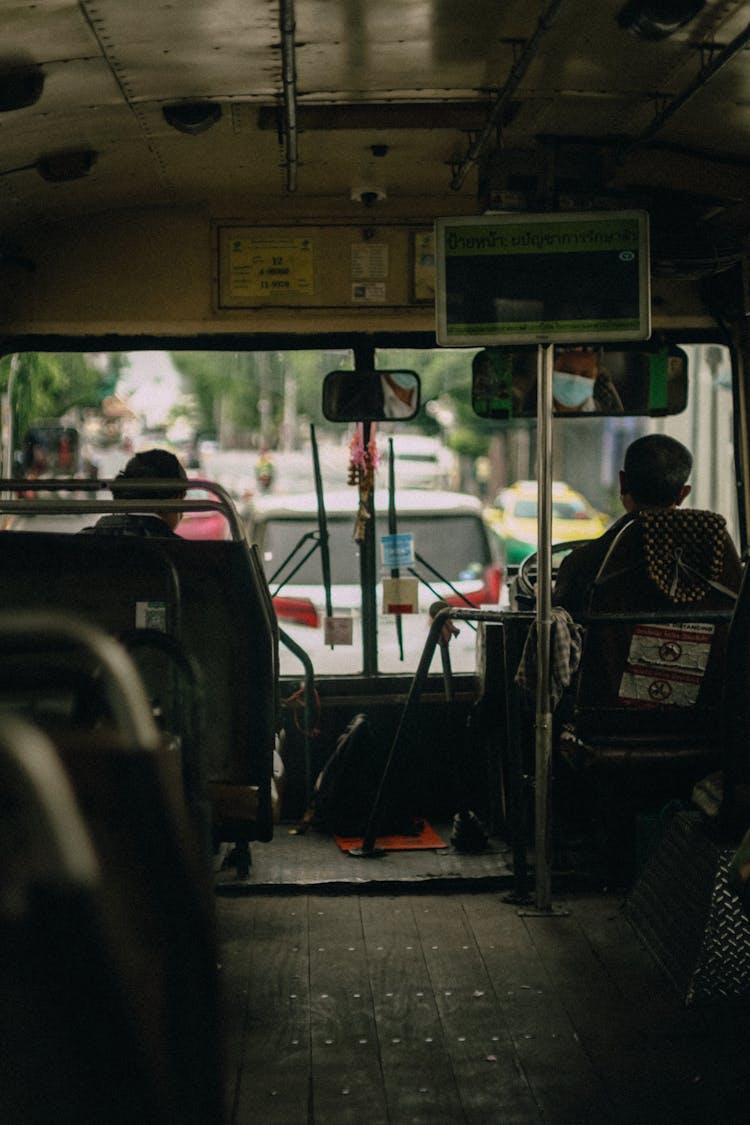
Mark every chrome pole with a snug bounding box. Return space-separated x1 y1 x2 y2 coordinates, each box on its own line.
534 343 554 910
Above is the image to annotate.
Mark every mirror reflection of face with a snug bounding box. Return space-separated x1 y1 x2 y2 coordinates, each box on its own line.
471 345 689 419
552 349 598 411
322 369 420 422
381 372 418 419
554 350 598 378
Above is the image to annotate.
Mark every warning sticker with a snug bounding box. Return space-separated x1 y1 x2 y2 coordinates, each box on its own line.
625 622 714 672
618 662 705 708
618 622 714 707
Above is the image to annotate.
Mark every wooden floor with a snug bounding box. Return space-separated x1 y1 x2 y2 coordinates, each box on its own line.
215 829 750 1125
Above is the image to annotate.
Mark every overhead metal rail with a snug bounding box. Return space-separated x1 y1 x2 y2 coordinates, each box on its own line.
624 17 750 154
450 0 566 192
279 0 299 192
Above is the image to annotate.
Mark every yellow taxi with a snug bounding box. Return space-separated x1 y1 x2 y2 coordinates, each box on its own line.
486 480 609 566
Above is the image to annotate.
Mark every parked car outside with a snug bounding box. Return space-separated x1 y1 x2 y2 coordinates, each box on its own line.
176 483 231 541
486 480 609 567
380 434 456 490
246 488 503 675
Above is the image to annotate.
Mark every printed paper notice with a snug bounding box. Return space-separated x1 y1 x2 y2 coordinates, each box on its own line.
229 236 314 299
351 243 388 280
352 282 386 303
382 577 419 615
324 616 354 646
136 601 167 632
617 622 714 707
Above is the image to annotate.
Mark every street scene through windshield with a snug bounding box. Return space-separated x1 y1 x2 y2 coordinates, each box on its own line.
0 344 736 676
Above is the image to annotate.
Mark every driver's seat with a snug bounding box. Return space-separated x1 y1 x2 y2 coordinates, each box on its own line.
567 508 740 767
559 508 741 883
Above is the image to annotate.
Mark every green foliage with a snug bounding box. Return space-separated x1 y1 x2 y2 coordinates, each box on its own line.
448 427 489 458
170 349 352 442
0 351 107 449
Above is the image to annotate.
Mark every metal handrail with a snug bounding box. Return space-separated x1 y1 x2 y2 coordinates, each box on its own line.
0 610 162 751
0 476 246 541
352 605 522 859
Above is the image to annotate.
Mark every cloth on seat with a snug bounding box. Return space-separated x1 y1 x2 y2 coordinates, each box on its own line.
637 508 732 604
514 605 583 707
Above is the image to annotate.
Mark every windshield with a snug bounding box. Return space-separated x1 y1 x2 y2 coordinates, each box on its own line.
0 341 738 678
262 513 490 587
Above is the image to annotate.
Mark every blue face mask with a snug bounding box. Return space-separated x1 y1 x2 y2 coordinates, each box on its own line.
553 371 595 408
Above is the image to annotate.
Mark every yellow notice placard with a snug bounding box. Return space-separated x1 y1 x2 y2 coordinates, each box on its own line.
228 235 314 300
382 577 419 615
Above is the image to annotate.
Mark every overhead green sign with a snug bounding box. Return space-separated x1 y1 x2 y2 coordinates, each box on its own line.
435 210 651 346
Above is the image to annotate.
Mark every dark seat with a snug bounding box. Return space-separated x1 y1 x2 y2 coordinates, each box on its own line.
153 536 279 847
0 530 279 849
719 559 750 837
570 508 740 764
0 616 226 1125
562 509 741 881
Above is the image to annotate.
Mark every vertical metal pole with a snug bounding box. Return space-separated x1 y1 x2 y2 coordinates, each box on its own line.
360 420 378 676
534 343 554 911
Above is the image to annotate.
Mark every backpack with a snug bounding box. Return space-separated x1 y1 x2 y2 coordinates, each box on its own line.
310 713 414 837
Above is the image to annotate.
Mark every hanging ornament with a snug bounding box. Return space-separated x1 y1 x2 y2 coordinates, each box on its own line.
348 422 379 542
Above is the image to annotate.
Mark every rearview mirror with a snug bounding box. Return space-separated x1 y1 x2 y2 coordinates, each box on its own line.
322 370 421 422
471 345 688 419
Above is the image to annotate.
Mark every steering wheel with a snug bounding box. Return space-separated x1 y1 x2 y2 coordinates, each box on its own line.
515 539 592 603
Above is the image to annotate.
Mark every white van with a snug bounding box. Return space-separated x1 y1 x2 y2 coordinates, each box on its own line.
381 435 456 490
246 488 503 675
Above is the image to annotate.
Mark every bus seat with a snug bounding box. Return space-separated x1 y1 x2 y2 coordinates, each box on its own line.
0 531 279 851
718 559 750 838
568 509 739 768
0 624 226 1125
151 537 279 851
559 510 740 883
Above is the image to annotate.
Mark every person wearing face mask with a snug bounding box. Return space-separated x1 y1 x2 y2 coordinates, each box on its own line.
381 371 418 418
552 433 741 618
552 347 623 414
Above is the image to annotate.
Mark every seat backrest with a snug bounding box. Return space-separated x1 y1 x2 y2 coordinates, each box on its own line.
0 531 279 840
573 510 739 746
0 640 226 1125
718 560 750 833
154 537 278 793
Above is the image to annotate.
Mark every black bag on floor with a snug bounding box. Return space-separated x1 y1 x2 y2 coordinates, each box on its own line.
311 713 414 837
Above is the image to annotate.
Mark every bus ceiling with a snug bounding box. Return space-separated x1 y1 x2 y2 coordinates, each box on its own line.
0 2 749 336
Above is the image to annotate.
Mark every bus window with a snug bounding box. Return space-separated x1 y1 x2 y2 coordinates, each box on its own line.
0 340 738 678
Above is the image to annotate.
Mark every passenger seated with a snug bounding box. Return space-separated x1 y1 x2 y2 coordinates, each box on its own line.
82 448 187 537
553 434 742 618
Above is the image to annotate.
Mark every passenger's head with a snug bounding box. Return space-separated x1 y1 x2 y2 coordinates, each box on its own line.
113 448 187 526
620 434 692 510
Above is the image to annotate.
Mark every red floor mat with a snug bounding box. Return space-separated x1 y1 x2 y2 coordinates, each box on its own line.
333 819 446 852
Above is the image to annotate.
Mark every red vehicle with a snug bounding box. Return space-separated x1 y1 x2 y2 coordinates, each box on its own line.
176 485 230 541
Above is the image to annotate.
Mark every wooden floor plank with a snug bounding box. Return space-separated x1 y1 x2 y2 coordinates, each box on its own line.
520 894 749 1124
360 896 467 1125
568 893 750 1123
410 895 542 1125
223 897 311 1124
307 896 389 1124
216 890 750 1125
462 894 615 1123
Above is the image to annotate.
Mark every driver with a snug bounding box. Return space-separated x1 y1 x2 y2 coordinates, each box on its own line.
552 346 623 414
552 434 742 617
